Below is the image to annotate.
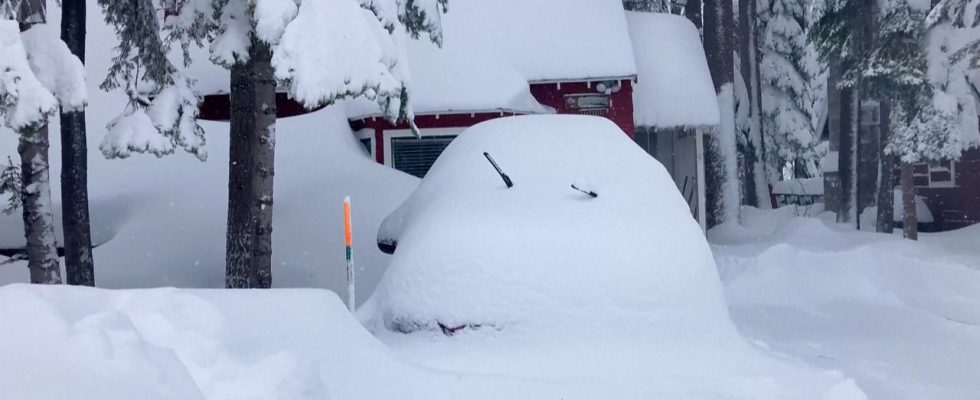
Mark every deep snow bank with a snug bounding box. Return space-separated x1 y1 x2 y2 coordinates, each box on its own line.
0 284 868 400
2 284 624 400
1 106 416 296
712 206 980 399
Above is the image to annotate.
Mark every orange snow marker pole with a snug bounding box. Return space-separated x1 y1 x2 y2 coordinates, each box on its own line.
344 196 355 312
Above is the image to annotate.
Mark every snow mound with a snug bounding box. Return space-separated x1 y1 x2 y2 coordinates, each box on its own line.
369 115 740 335
713 209 980 399
1 284 581 400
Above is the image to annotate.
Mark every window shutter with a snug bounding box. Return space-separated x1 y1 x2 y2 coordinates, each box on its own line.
391 135 457 178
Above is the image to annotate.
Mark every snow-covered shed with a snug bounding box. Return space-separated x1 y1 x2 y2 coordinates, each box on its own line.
348 0 639 178
626 12 720 228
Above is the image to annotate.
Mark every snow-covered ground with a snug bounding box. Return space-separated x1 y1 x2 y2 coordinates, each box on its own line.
2 1 978 396
711 207 980 400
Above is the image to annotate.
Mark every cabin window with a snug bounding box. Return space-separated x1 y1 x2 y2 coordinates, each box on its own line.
382 127 465 178
390 135 457 178
915 161 956 188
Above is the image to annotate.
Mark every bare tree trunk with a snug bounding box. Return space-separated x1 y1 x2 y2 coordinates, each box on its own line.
900 162 918 240
737 0 758 207
750 0 768 207
60 0 95 286
250 39 276 289
225 37 277 289
875 102 895 233
702 0 738 226
737 0 767 208
837 86 856 224
17 0 62 285
226 60 256 288
19 126 63 284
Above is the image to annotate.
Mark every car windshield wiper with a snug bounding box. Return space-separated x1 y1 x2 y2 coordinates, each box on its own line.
483 152 513 188
571 184 598 198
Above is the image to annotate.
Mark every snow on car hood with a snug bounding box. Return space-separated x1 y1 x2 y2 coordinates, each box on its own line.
368 115 733 336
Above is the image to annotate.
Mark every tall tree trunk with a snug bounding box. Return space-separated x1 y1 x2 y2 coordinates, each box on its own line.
250 39 276 289
17 0 62 284
750 0 768 208
60 0 94 286
225 37 277 289
226 59 256 288
853 0 875 230
702 0 739 226
900 161 917 240
875 102 895 233
737 0 768 208
19 126 63 284
737 0 757 207
837 85 857 224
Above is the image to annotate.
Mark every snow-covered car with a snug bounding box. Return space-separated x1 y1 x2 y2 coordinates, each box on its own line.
368 115 730 335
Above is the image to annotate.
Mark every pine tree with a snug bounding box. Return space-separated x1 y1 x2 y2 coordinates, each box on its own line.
927 0 980 67
810 0 866 225
60 0 96 286
2 0 85 284
160 0 449 288
813 0 975 238
758 0 823 180
96 0 206 161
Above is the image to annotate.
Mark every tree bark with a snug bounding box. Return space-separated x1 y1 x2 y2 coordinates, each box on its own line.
750 0 768 207
875 102 895 233
17 0 62 285
737 0 767 208
837 86 856 224
900 161 917 240
19 126 63 284
702 0 738 226
250 39 276 289
225 37 276 289
59 0 95 286
226 59 256 288
737 0 757 207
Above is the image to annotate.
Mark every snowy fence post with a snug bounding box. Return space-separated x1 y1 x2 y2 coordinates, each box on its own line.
344 196 355 312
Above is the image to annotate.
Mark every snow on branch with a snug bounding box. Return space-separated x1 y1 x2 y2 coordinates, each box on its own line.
20 24 87 112
98 0 207 160
210 0 252 66
0 20 57 131
272 0 405 118
269 0 445 123
100 106 175 159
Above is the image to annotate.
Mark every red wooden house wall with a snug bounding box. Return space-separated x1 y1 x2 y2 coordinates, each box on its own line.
350 79 635 165
916 146 980 230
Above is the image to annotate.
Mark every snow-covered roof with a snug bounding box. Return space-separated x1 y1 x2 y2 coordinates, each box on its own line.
626 12 720 128
441 0 637 83
345 38 553 118
348 0 637 119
